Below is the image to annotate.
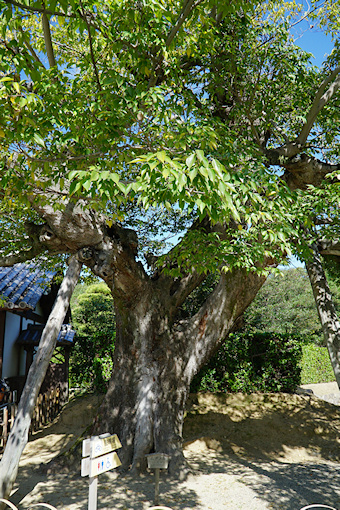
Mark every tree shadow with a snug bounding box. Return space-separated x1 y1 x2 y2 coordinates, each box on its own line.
9 393 340 510
182 393 340 509
11 469 200 510
184 393 340 464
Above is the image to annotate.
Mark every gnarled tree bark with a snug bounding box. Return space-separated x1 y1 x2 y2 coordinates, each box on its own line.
90 234 268 474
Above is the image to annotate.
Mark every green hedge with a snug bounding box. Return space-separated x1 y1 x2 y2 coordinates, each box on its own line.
300 343 335 384
191 332 302 394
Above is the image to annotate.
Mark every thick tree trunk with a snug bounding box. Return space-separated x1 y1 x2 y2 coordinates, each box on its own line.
7 199 270 479
305 246 340 389
95 266 267 477
0 256 82 502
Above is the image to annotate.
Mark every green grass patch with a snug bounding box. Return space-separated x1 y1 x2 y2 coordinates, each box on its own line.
300 343 335 384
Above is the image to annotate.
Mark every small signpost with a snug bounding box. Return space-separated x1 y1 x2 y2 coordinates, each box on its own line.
146 453 170 506
81 433 122 510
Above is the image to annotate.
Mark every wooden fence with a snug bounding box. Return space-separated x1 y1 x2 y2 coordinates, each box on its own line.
0 387 62 452
30 387 62 432
0 401 16 451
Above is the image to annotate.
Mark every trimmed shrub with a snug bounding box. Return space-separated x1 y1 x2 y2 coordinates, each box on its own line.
190 331 302 394
300 343 335 384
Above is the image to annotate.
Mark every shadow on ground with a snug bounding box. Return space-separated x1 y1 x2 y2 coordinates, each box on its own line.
9 392 340 510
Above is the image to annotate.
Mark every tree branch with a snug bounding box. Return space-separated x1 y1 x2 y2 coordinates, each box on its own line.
262 66 340 168
165 0 204 48
42 10 56 68
80 0 102 91
180 267 267 381
148 0 205 88
0 246 44 267
281 153 340 190
296 66 340 146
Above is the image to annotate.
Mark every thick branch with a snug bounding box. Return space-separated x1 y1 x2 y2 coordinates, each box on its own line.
181 267 267 381
263 66 340 188
281 153 340 190
297 66 340 146
157 216 216 312
318 238 340 258
0 246 44 267
42 11 56 68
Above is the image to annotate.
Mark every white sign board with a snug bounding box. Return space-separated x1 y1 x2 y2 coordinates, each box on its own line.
81 433 122 510
82 433 122 458
82 451 122 477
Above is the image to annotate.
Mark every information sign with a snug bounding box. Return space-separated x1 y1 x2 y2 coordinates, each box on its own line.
81 451 121 477
81 433 122 510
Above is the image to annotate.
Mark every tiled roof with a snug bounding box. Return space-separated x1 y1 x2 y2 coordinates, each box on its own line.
0 263 55 311
17 324 75 346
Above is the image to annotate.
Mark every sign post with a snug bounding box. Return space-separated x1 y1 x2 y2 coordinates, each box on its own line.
81 433 122 510
146 453 170 506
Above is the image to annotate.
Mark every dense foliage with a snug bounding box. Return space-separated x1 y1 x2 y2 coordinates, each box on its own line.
0 0 339 273
300 343 335 384
191 331 302 393
244 268 323 341
70 283 115 392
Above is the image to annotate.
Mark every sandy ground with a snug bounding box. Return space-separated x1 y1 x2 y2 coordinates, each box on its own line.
6 384 340 510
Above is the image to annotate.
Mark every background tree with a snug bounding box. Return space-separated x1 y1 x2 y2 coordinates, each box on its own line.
191 267 340 392
70 282 115 392
0 0 339 489
244 268 325 341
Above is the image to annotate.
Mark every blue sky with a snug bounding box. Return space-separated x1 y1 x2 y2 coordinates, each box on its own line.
283 22 335 269
292 17 335 67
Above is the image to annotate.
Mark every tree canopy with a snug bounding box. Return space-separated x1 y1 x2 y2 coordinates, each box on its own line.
0 0 339 271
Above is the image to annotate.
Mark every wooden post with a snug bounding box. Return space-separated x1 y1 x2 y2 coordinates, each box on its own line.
88 475 98 510
146 453 170 507
154 468 160 506
0 256 82 502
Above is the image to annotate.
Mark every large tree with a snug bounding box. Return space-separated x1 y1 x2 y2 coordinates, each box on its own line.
0 0 340 484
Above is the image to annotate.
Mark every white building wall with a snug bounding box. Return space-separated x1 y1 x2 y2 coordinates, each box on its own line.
2 305 41 379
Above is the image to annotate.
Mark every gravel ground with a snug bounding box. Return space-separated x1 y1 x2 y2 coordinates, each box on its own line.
7 385 340 510
301 382 340 406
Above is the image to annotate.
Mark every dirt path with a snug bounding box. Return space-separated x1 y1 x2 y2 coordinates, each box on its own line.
8 390 340 510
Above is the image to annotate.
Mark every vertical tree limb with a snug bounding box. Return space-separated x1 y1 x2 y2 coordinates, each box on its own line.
79 1 102 91
305 245 340 389
42 11 56 68
0 255 82 502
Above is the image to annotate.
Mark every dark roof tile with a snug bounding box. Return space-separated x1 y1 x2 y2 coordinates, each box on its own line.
0 263 55 310
17 324 75 346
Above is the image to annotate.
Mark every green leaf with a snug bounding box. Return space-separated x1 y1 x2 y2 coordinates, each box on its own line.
162 167 170 179
33 133 45 147
186 153 196 169
156 151 166 163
